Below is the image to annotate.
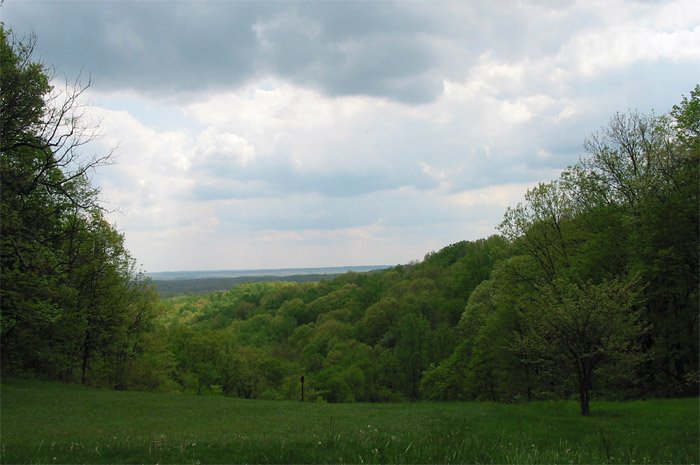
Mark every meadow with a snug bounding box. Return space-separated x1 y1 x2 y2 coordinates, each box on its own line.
1 380 697 464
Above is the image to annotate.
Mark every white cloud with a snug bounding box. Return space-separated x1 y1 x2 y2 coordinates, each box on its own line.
562 25 700 76
194 129 256 168
553 0 700 77
451 182 540 209
8 0 695 271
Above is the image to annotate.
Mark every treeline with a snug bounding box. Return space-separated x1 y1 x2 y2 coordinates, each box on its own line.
1 28 697 416
0 27 160 388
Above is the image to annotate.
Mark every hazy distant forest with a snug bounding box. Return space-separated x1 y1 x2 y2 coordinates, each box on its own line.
1 27 698 416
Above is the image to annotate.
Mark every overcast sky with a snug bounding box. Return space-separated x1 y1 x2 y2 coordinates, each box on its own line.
3 0 699 272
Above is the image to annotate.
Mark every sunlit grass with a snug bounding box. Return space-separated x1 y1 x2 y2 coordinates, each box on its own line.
1 380 697 464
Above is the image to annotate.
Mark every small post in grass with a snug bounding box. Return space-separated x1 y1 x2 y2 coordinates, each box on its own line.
300 375 305 402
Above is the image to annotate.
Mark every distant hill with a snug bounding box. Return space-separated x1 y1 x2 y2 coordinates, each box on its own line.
146 265 390 281
147 266 391 297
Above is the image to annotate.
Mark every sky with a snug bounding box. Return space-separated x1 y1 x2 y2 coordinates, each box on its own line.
2 0 699 272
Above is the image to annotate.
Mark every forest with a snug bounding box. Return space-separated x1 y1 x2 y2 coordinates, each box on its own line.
1 26 697 416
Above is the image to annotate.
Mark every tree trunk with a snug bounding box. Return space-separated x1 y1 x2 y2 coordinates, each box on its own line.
579 368 591 416
525 364 533 402
579 386 590 416
81 342 90 385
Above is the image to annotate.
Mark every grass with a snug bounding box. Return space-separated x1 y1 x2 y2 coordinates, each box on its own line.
1 380 698 464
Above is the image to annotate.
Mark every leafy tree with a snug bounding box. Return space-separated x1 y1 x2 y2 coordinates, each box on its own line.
572 101 699 396
433 236 508 301
118 328 177 392
194 361 220 395
230 314 278 347
278 298 311 325
420 278 498 401
394 313 430 400
373 349 406 401
237 346 268 398
320 339 374 402
498 90 699 398
500 181 578 284
518 278 645 415
357 297 400 345
672 84 700 146
1 26 157 385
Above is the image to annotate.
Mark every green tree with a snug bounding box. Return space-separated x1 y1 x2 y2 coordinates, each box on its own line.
671 84 699 149
1 27 157 384
394 313 430 400
498 90 699 398
278 298 310 325
228 346 265 399
357 297 400 345
500 181 578 284
571 99 699 396
520 278 645 415
118 328 177 392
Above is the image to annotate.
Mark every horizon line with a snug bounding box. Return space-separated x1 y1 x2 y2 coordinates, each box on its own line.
144 265 393 280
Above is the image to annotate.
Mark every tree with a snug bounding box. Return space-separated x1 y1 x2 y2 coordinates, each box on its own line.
572 99 699 396
671 84 700 146
357 297 400 345
61 211 136 384
0 27 111 210
499 90 699 398
1 26 158 385
500 181 578 284
519 278 644 415
228 346 265 399
394 313 430 400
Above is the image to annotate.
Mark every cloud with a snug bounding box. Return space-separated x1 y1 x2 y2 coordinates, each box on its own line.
3 0 698 271
251 7 442 103
193 129 256 171
5 1 446 104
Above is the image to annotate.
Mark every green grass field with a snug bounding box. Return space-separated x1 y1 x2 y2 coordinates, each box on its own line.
1 380 697 464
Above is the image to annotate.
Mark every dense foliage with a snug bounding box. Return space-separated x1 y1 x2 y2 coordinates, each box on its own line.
1 28 697 415
152 236 505 402
1 27 160 388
